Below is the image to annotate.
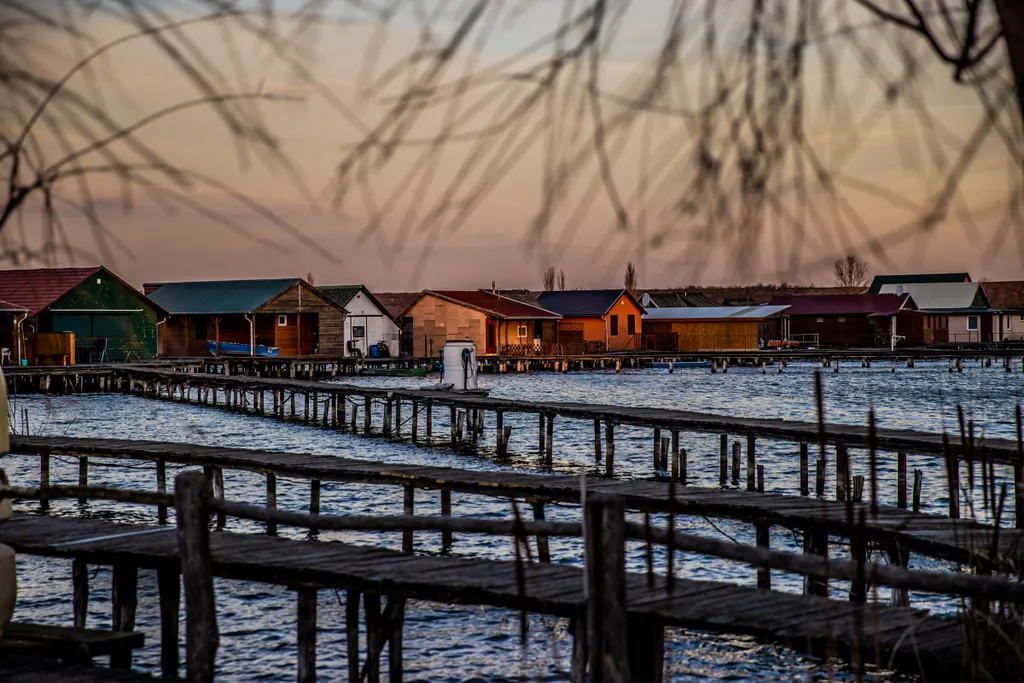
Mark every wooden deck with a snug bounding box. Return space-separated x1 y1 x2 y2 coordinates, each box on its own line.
0 513 967 679
9 435 1022 569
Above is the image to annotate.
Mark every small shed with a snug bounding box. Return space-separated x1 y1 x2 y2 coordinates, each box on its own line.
769 294 920 348
400 290 561 357
642 305 788 351
0 266 164 364
319 285 402 357
877 283 990 344
146 278 345 357
536 289 645 352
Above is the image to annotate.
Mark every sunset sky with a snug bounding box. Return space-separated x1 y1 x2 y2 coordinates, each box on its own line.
10 1 1021 291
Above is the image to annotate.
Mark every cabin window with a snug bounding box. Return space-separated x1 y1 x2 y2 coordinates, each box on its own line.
277 315 287 326
967 316 979 332
352 325 365 339
610 315 619 335
517 324 528 338
1006 316 1012 331
816 317 824 323
837 317 846 323
627 315 636 335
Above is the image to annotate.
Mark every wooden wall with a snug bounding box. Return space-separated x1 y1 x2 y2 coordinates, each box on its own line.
644 320 761 351
259 282 345 355
405 294 487 357
605 294 644 351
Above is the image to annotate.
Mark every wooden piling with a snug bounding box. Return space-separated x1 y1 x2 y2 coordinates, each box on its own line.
746 435 756 491
594 420 602 462
388 597 406 683
836 443 849 502
39 448 50 510
605 423 615 476
895 452 908 509
310 480 321 516
364 593 382 683
156 459 168 524
815 458 826 497
412 402 419 443
719 435 728 487
440 489 453 553
803 526 828 597
756 523 771 589
545 414 554 467
757 465 765 493
111 564 138 666
364 396 372 434
912 469 923 512
495 410 504 456
452 407 459 449
78 456 88 504
799 443 809 496
346 591 361 682
297 588 317 683
73 558 89 628
426 403 432 437
584 494 629 682
672 432 682 484
886 542 910 607
403 484 414 553
731 441 740 485
156 566 180 678
653 427 662 471
532 500 551 563
266 472 277 536
213 467 226 529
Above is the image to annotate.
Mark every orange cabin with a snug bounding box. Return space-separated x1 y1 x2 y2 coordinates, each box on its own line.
536 289 645 352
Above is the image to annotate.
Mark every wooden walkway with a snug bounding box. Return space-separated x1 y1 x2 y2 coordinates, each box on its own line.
0 513 966 679
9 435 1022 569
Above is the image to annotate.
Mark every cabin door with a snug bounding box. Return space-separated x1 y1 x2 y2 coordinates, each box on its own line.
299 313 317 354
485 319 497 355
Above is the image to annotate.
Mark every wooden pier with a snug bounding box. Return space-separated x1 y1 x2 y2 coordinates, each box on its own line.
8 435 1024 572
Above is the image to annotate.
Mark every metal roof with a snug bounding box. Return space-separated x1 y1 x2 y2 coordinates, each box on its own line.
0 299 27 313
643 305 789 321
0 267 101 317
768 294 913 316
146 278 299 315
537 289 639 317
319 284 389 316
868 273 971 294
426 290 561 320
877 282 987 311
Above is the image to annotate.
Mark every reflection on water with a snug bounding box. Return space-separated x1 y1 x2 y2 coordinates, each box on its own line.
6 361 1020 680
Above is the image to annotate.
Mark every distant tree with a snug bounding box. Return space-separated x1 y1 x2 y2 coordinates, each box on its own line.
306 272 316 286
624 262 638 294
832 255 870 287
557 269 566 291
543 267 556 291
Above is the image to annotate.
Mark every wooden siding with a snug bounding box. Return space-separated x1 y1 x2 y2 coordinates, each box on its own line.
406 294 487 357
644 320 761 351
604 293 643 351
258 282 345 355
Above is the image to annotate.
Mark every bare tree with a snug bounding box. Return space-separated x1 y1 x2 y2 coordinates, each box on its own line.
833 254 870 287
306 272 316 287
542 267 556 291
557 269 567 291
624 262 638 294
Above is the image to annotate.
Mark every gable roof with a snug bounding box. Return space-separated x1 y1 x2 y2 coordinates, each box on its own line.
868 272 971 294
421 290 561 320
536 289 642 317
0 267 101 317
480 289 542 306
877 282 988 311
319 285 388 315
376 292 422 320
980 281 1024 311
644 305 789 321
146 278 301 315
768 294 914 317
641 291 718 308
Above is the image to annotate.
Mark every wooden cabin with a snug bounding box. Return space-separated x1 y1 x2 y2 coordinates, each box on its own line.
536 289 645 353
980 281 1024 342
641 306 788 351
876 283 989 344
769 294 920 348
400 290 561 357
146 278 345 357
0 266 164 364
319 285 402 358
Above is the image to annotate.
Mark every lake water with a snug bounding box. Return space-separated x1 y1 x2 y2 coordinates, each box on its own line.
4 360 1022 680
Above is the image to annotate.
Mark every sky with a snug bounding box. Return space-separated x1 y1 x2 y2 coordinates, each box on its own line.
7 1 1022 292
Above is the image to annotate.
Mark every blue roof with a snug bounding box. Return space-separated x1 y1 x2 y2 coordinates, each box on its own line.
537 289 638 317
146 278 299 314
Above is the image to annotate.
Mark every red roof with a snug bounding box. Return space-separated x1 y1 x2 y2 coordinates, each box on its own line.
0 267 102 317
0 299 27 312
426 290 561 320
768 294 914 317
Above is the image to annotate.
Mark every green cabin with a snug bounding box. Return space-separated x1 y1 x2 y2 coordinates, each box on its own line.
0 266 166 364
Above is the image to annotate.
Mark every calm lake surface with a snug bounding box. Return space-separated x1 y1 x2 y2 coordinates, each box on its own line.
5 360 1023 680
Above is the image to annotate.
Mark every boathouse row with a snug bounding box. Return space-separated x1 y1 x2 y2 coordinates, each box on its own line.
0 267 165 364
145 278 346 357
537 288 646 353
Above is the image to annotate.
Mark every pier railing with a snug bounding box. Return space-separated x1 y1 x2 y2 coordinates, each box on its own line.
3 478 1024 682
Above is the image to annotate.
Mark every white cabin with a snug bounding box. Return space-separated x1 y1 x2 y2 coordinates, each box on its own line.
319 285 402 357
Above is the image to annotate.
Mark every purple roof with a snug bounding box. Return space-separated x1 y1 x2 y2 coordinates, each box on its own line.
768 294 914 317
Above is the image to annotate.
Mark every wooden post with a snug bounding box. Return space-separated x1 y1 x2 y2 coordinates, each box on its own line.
799 443 809 496
175 471 218 683
757 465 765 493
626 614 665 683
896 451 907 509
886 542 910 607
213 467 226 529
412 402 419 443
383 399 392 436
364 593 382 683
157 566 180 679
946 455 961 520
39 449 50 511
538 412 546 457
73 558 89 628
756 523 771 589
297 588 317 683
605 422 615 476
912 469 923 512
364 396 372 434
426 403 433 438
495 410 504 456
78 456 88 504
719 435 728 487
803 526 828 597
672 432 682 484
545 413 554 468
653 427 662 471
111 564 138 667
836 443 849 502
346 591 361 682
440 489 453 553
266 472 278 536
594 419 602 462
584 494 630 682
310 480 321 516
746 435 756 491
403 484 414 553
731 441 740 485
157 459 168 524
451 406 458 448
532 500 551 563
815 458 826 497
394 398 401 437
388 597 406 683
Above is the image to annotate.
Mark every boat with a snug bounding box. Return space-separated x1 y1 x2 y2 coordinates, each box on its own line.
206 340 280 357
359 367 429 378
651 360 712 369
